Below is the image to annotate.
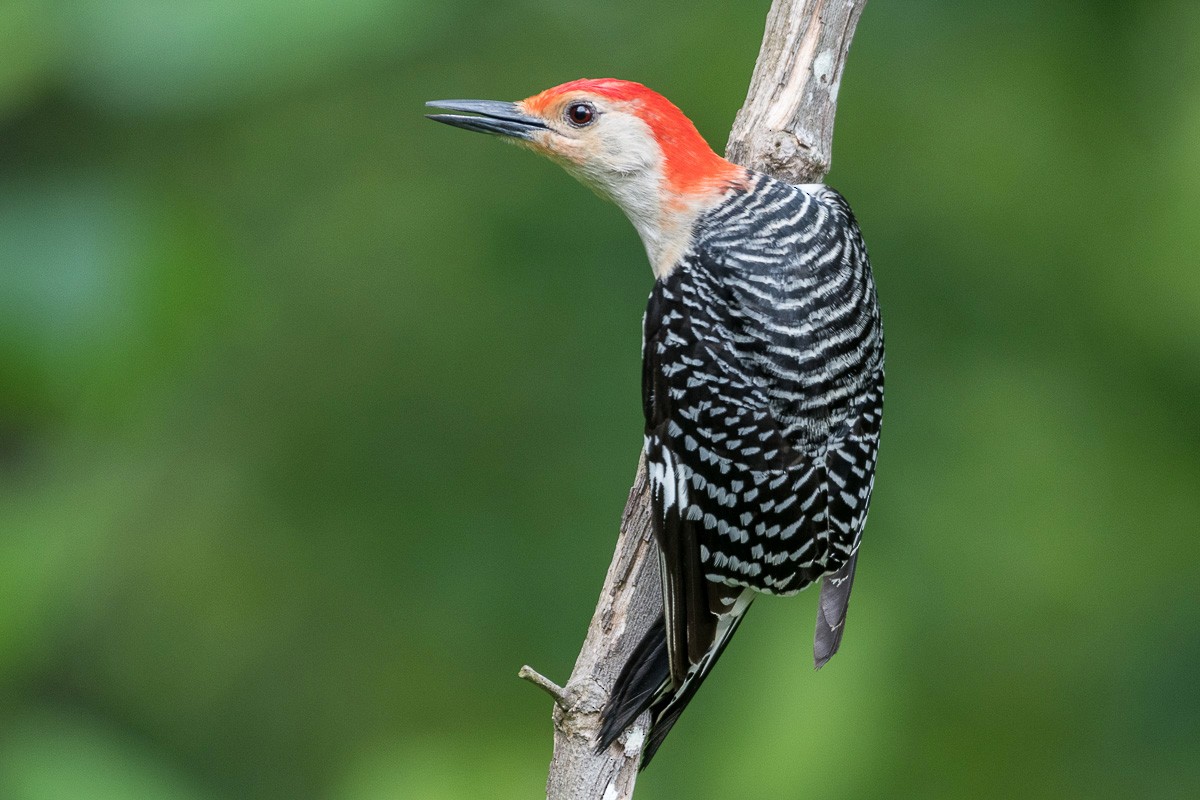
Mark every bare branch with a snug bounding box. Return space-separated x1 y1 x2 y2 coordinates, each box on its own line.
727 0 868 183
543 459 659 800
529 2 867 797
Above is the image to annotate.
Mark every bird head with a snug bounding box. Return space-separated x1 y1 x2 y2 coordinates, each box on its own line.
427 79 745 275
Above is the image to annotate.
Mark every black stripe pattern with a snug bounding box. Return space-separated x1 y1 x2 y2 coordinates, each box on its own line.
599 173 884 766
644 174 883 602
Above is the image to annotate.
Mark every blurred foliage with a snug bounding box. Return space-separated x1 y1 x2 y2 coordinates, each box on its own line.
0 1 1198 798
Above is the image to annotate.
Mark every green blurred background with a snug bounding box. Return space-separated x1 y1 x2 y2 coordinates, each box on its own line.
1 1 1198 798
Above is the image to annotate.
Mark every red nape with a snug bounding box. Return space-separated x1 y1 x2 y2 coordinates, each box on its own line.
521 79 743 196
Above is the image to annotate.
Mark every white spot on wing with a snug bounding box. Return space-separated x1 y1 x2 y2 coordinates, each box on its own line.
660 446 676 510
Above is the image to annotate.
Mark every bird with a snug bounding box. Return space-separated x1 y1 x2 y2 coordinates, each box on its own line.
427 79 883 767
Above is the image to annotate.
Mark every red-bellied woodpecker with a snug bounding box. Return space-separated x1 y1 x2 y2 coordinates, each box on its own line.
428 79 883 767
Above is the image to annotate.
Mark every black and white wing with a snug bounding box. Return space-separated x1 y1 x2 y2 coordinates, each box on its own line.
646 179 882 677
600 179 883 765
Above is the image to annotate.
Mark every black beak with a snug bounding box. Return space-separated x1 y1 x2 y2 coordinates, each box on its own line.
425 99 548 140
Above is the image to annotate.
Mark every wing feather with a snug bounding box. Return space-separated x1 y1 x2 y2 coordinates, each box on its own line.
642 180 882 687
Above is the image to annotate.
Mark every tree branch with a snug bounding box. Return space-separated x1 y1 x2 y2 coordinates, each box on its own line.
727 0 868 184
526 2 867 797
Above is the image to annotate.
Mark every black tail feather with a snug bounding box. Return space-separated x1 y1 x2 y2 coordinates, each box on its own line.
814 551 858 669
638 603 749 767
597 615 669 753
596 598 752 769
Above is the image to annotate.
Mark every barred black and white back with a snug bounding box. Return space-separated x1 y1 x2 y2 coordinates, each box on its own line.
598 174 884 765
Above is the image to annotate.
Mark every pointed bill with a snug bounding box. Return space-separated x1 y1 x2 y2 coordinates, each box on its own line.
425 99 548 139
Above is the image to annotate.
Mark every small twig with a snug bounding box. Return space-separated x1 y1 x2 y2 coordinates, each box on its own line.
519 664 569 709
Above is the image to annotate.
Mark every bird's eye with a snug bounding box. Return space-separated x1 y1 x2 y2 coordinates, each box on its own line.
565 102 596 127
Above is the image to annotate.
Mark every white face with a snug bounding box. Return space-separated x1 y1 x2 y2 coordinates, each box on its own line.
518 95 666 213
427 86 727 277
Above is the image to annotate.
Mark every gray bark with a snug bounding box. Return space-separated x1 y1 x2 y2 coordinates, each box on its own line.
727 0 868 184
520 2 867 797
